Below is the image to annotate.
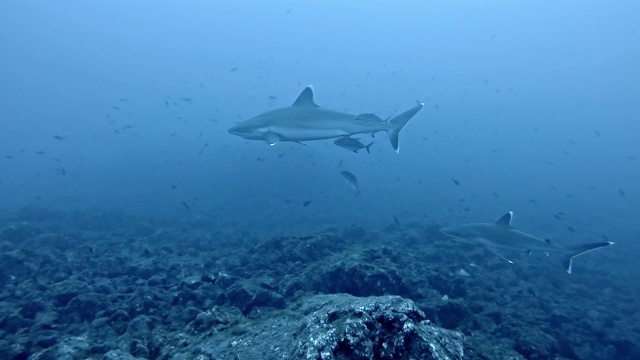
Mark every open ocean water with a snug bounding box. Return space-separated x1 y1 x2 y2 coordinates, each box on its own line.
1 1 638 359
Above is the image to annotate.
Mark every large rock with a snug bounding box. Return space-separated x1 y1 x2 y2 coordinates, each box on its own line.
193 294 464 360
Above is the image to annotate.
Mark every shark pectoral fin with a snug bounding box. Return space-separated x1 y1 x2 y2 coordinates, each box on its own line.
486 248 514 264
263 132 281 146
495 211 513 228
292 86 318 108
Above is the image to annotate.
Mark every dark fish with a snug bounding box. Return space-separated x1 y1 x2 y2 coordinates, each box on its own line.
181 201 191 210
256 157 265 162
171 185 177 189
567 226 575 233
268 95 277 100
4 155 14 159
302 200 311 207
277 153 286 158
452 179 460 186
553 213 563 220
36 151 46 155
53 135 66 140
180 97 193 104
334 137 373 154
112 106 120 110
229 67 238 72
619 189 626 198
340 170 359 197
393 215 400 226
56 167 67 176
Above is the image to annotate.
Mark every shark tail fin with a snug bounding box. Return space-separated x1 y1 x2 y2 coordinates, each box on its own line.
386 103 424 153
561 241 614 274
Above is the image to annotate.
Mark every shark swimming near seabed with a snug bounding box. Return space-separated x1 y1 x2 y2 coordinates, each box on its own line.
439 211 614 274
228 86 424 152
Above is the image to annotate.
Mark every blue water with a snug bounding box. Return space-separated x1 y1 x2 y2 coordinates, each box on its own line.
1 2 639 358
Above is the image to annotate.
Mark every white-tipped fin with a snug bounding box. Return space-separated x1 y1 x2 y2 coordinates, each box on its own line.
495 211 513 228
292 85 318 108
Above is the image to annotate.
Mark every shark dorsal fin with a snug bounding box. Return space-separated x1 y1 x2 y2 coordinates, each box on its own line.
495 211 513 228
292 85 318 108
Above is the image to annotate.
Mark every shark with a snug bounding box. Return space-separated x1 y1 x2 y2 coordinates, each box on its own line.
439 211 614 274
228 86 424 152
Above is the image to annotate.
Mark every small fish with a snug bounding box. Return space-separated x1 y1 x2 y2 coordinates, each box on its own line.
4 155 14 159
53 135 66 140
56 167 67 176
180 97 193 104
268 95 277 100
619 189 626 198
333 137 373 154
302 200 312 207
340 170 360 197
229 67 238 72
256 157 265 162
171 185 177 189
277 153 286 158
112 106 120 110
452 179 460 186
393 215 400 226
36 151 46 155
181 201 191 210
567 226 575 233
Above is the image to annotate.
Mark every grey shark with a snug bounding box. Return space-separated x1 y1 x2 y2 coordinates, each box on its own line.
439 211 614 274
228 86 424 152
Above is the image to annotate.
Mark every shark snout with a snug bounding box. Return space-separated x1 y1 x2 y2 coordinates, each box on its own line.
228 126 241 136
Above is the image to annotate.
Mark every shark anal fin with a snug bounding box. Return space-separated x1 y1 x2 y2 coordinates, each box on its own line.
292 86 318 108
495 211 513 228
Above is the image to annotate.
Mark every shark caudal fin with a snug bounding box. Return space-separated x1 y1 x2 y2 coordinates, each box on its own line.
386 103 424 153
561 241 614 274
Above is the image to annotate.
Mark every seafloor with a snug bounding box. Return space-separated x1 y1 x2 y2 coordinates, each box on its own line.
0 207 637 359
